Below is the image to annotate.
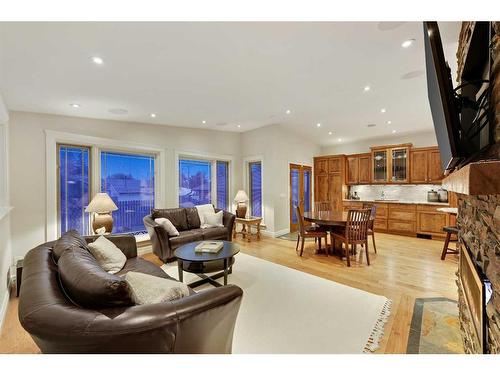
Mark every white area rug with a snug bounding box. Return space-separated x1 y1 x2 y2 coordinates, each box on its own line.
162 253 391 354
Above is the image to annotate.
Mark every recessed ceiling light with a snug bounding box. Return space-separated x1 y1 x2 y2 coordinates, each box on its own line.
202 120 206 124
380 108 386 113
90 56 104 65
70 103 80 108
338 138 342 142
387 120 392 125
401 39 415 48
392 130 397 134
364 86 371 92
316 123 321 128
285 109 291 115
237 125 241 128
150 113 156 118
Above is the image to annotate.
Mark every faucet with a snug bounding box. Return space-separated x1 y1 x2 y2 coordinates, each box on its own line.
380 190 385 200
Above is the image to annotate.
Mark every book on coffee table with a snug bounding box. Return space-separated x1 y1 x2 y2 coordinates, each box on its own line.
194 241 224 253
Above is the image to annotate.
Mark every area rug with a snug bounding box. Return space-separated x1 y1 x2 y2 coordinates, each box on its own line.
162 252 391 353
406 297 464 354
277 232 313 241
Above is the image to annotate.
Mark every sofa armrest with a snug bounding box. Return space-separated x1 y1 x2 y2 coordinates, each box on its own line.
84 234 137 259
143 215 173 262
222 210 236 241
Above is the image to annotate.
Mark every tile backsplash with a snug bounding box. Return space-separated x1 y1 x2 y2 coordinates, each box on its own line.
348 184 444 202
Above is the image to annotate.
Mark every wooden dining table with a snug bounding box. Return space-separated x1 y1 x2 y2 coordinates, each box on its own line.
303 210 349 256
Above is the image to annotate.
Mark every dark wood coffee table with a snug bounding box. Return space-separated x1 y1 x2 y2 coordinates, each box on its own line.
174 241 240 288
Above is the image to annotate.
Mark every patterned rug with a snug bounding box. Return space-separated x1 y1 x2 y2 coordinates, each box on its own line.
278 232 313 241
406 297 464 354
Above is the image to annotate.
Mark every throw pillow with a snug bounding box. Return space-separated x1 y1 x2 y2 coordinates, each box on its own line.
202 210 224 228
58 246 134 308
52 229 88 262
87 235 127 274
195 204 215 228
124 271 190 305
154 217 180 236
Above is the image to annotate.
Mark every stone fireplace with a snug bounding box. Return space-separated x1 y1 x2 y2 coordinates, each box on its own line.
449 22 500 354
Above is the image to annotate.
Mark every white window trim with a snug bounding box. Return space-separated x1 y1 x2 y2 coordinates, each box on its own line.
45 130 166 241
243 155 265 224
174 150 234 211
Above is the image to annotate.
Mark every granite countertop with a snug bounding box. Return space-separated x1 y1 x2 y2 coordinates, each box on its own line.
343 199 450 206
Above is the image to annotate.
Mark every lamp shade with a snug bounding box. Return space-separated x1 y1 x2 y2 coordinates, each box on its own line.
85 193 118 213
234 190 249 203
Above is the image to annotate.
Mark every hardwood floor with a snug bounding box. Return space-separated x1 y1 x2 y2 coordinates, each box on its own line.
0 232 458 354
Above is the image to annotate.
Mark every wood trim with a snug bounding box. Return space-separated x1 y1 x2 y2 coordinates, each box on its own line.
442 160 500 195
370 143 413 151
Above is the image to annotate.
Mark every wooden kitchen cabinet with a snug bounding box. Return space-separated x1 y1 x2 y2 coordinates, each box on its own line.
358 154 371 183
329 173 343 211
416 205 449 237
370 144 411 184
314 174 329 202
314 155 346 212
346 156 359 184
314 158 328 175
410 147 444 183
345 153 370 184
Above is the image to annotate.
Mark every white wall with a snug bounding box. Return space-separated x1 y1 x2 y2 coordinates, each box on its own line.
320 130 437 155
241 124 321 235
8 111 243 260
0 94 12 332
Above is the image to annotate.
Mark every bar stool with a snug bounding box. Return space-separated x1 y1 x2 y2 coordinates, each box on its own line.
440 226 459 260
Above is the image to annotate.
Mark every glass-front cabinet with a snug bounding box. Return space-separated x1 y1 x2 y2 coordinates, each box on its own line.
372 150 388 182
371 144 410 183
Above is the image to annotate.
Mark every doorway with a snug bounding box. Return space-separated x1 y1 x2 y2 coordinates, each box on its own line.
289 164 312 232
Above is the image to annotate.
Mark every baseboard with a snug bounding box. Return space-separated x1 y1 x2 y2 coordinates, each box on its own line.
261 228 289 238
0 289 10 336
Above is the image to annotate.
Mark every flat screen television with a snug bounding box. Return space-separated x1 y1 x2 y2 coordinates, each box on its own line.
423 21 463 172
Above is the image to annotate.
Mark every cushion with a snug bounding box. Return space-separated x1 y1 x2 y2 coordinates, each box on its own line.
151 208 188 231
58 247 134 308
124 271 189 305
195 204 215 228
116 257 172 279
155 217 180 236
201 227 228 240
185 207 201 229
202 211 224 228
169 229 204 249
52 229 88 262
87 235 127 274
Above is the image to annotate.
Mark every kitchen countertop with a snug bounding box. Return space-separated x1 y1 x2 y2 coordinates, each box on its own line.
343 199 450 206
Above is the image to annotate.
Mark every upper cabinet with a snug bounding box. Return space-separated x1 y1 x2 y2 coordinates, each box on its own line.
410 147 444 183
346 153 370 184
358 154 371 183
371 144 411 184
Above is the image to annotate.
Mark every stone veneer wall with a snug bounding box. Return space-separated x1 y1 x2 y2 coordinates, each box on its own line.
455 22 500 354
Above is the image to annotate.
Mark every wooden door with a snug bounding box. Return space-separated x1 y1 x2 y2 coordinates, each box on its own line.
358 154 371 183
428 149 444 182
329 173 343 211
346 156 359 184
314 158 328 174
410 150 429 183
290 164 312 232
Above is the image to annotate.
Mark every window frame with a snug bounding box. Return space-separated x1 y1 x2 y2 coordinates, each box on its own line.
46 130 165 241
174 150 234 211
243 156 264 223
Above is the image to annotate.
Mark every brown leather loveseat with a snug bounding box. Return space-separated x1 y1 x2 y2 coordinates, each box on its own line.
18 233 243 354
143 207 236 262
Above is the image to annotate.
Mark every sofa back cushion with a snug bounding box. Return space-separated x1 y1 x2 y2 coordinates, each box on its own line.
185 207 201 229
151 208 188 231
58 246 134 309
52 229 88 262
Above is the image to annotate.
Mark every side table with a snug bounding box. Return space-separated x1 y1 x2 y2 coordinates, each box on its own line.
233 216 262 242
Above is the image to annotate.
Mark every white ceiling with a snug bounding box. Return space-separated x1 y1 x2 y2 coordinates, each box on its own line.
0 22 460 145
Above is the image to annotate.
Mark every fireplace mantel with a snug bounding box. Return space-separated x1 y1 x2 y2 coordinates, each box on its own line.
442 160 500 195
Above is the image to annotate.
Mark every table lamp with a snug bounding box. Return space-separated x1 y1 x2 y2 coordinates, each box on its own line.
234 190 249 218
85 192 118 234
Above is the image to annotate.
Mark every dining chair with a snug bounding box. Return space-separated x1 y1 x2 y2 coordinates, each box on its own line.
362 203 377 254
331 208 372 266
295 206 328 257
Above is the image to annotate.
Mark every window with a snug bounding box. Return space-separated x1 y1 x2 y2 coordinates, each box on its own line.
58 145 90 235
249 161 262 217
179 159 212 207
101 151 155 234
216 161 229 210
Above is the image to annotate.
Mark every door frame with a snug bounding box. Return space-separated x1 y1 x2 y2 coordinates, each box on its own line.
289 163 312 232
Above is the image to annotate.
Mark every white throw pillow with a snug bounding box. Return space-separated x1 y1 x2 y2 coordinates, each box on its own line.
124 271 190 305
195 204 215 228
202 210 224 228
154 217 179 236
87 235 127 274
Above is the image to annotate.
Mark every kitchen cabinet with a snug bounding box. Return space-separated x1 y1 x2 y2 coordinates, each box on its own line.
388 204 416 234
416 204 449 237
314 155 346 212
410 147 444 183
345 153 370 184
370 144 411 184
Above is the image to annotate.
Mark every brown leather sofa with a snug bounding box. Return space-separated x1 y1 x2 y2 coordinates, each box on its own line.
143 207 236 262
18 233 243 354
